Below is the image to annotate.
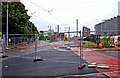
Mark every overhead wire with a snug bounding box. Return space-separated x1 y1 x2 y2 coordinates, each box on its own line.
31 14 53 25
27 0 63 24
25 0 118 32
27 0 48 12
26 0 117 23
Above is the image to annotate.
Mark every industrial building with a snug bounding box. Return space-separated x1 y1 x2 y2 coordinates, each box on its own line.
95 1 120 37
82 26 90 37
95 16 120 36
94 1 120 44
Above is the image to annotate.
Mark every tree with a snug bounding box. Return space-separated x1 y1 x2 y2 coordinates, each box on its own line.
2 2 38 35
102 32 114 48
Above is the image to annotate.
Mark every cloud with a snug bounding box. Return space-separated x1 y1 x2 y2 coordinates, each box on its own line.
21 0 119 32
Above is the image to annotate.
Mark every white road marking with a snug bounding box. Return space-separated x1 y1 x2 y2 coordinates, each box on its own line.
20 50 24 52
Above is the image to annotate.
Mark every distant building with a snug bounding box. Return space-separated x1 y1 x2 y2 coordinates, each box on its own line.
95 1 120 36
40 30 65 41
59 33 64 40
95 16 120 36
82 26 90 37
94 1 120 44
40 31 48 36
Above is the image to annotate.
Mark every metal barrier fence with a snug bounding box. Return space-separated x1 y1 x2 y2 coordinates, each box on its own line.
0 34 2 53
2 34 36 48
0 34 2 78
63 30 120 48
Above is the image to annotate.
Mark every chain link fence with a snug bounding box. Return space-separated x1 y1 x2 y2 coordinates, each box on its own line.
1 34 36 49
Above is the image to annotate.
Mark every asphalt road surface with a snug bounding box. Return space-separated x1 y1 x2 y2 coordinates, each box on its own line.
100 51 120 59
2 41 108 78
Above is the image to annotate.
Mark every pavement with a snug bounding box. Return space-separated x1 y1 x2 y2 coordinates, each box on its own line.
0 45 2 56
100 52 120 59
63 41 120 78
1 41 52 60
1 41 109 78
70 47 120 78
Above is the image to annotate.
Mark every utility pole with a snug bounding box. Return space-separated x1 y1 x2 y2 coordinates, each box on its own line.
76 19 78 37
48 25 52 41
48 25 51 34
57 25 59 33
65 27 70 41
68 27 70 41
6 0 9 49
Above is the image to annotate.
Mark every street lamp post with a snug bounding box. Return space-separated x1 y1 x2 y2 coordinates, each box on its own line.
30 11 36 34
48 25 52 35
48 25 52 41
6 0 9 49
48 25 51 32
76 19 78 37
2 0 9 58
68 27 70 40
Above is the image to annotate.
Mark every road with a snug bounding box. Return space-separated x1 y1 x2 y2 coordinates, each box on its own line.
66 42 120 78
100 51 120 59
2 41 108 78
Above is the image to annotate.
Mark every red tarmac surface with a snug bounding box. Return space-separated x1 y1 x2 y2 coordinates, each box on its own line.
71 48 120 78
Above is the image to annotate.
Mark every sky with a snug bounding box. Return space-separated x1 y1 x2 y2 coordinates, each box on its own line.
20 0 120 33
